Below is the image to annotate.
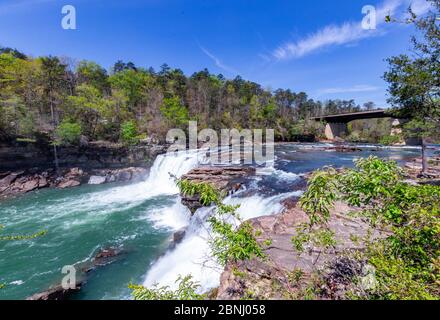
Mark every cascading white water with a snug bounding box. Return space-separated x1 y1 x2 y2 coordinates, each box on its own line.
81 150 204 208
142 189 303 293
126 147 305 293
41 150 205 232
1 143 425 300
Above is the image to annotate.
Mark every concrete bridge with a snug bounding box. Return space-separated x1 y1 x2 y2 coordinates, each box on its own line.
310 109 418 144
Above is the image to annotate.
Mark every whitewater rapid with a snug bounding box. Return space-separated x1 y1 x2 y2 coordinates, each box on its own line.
140 150 302 293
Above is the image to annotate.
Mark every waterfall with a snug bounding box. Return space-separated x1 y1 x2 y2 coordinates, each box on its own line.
142 190 303 293
83 150 204 207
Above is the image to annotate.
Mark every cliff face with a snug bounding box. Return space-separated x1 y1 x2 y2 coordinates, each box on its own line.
0 141 168 200
0 140 167 171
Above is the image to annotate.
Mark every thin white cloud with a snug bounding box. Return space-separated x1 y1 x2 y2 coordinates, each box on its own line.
272 0 432 60
318 85 380 95
273 21 372 60
199 46 239 75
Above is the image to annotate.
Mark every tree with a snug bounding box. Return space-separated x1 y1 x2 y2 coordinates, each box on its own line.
120 120 139 145
39 56 68 174
65 84 112 138
384 1 440 175
109 68 153 118
55 120 82 145
76 61 109 94
0 45 394 146
363 101 376 111
0 46 27 60
160 96 189 129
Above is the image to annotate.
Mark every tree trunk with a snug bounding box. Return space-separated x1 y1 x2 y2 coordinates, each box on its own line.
421 138 428 176
49 95 60 176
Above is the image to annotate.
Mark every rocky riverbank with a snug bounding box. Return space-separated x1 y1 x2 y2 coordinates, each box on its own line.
0 167 150 200
213 157 440 300
215 201 385 300
0 139 167 171
174 154 440 300
404 156 440 180
0 140 168 200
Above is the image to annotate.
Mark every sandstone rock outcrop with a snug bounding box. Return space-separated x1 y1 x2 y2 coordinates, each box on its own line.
26 282 83 301
179 166 256 212
216 201 385 300
27 247 124 300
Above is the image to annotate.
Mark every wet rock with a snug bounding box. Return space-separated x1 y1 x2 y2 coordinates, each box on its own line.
88 175 106 185
324 146 362 153
83 247 123 273
21 179 39 192
94 248 121 265
66 167 84 178
0 172 22 188
106 174 117 183
26 281 83 300
173 228 186 244
58 179 81 189
38 176 48 188
116 171 132 182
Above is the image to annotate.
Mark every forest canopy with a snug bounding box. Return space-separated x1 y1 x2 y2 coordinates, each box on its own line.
0 47 385 145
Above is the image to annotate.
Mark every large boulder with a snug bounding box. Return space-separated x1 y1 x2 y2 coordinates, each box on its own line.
88 175 106 185
26 281 83 300
180 166 256 213
58 179 81 189
173 228 186 244
0 172 20 188
21 179 39 193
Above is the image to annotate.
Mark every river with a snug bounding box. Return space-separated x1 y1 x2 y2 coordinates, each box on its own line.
0 143 428 299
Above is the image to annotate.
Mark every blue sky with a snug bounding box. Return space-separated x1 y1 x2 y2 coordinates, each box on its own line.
0 0 432 106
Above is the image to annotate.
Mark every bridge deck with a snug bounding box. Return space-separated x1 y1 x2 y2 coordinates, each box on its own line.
311 109 395 123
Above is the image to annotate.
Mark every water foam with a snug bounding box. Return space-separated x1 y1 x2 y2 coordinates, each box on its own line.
142 191 302 293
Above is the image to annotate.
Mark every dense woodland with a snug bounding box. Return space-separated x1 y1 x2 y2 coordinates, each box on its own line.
0 47 392 146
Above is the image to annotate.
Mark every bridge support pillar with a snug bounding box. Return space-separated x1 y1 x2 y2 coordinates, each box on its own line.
390 118 421 146
325 122 348 140
390 118 403 137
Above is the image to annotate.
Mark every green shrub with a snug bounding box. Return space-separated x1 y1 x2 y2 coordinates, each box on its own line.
129 275 205 300
177 179 222 206
120 120 139 145
177 179 266 266
346 130 362 143
55 120 82 145
160 96 189 128
209 219 265 266
299 156 440 300
379 135 401 146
